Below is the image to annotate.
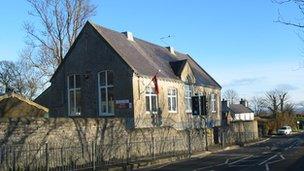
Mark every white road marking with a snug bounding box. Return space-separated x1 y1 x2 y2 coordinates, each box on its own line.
192 162 226 171
193 156 245 171
229 155 253 165
228 164 255 167
265 163 270 171
258 154 278 165
265 158 285 171
264 154 286 171
225 159 229 164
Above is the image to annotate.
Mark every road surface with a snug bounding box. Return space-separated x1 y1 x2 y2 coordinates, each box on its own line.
147 133 304 171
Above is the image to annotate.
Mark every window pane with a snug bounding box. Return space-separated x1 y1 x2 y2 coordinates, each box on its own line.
186 99 189 110
75 89 81 115
108 87 114 114
172 97 177 111
75 75 81 88
186 99 192 111
168 97 171 111
107 71 114 85
69 75 74 89
100 88 107 113
99 72 106 86
152 96 157 112
69 90 75 115
146 96 150 111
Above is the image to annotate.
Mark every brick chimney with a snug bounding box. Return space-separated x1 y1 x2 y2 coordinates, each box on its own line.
240 98 248 107
222 99 229 108
122 31 134 41
166 46 175 55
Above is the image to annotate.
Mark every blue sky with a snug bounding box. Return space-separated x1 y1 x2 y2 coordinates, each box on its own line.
0 0 303 103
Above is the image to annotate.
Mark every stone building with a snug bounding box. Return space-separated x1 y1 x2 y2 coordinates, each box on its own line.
36 21 222 130
222 99 254 125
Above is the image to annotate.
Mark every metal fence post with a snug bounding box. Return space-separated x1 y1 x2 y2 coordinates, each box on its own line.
45 142 49 171
187 130 191 158
92 142 96 171
125 137 130 163
152 136 155 159
205 127 209 151
221 131 225 148
60 147 64 169
173 136 176 155
13 148 16 171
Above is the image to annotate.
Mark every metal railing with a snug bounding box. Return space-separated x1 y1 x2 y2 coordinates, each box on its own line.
0 131 258 171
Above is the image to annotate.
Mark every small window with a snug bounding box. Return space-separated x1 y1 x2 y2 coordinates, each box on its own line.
211 93 216 113
98 70 115 116
146 87 157 114
68 75 81 116
168 88 177 113
185 84 192 113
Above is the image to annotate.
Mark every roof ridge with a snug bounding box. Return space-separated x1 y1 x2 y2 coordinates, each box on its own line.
90 21 189 57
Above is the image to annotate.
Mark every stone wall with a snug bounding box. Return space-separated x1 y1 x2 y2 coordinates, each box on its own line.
222 120 259 145
0 117 213 170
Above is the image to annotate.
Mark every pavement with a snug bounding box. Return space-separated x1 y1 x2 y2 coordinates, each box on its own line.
141 132 304 171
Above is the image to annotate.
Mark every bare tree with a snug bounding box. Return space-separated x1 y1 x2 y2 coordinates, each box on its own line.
250 96 267 116
274 0 304 68
0 61 19 92
0 60 40 99
22 0 97 82
223 89 239 104
274 0 304 28
265 89 293 116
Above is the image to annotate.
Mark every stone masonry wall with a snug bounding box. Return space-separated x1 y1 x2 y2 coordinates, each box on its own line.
0 117 213 169
221 120 259 145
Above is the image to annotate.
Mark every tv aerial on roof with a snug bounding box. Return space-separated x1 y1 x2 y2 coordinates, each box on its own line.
160 35 175 46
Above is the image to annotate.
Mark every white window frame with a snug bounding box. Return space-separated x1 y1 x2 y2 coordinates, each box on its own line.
168 88 178 113
185 84 192 113
145 87 158 114
98 70 114 116
67 75 81 116
211 93 216 113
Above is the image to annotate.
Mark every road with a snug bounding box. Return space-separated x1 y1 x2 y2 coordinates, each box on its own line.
147 132 304 171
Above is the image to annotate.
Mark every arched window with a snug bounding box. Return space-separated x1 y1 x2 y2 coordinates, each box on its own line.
67 75 81 116
185 84 192 113
98 70 114 116
184 75 193 113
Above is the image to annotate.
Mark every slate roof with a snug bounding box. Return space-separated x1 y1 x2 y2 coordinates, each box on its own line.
169 59 188 77
50 21 221 89
90 22 221 88
229 104 253 114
